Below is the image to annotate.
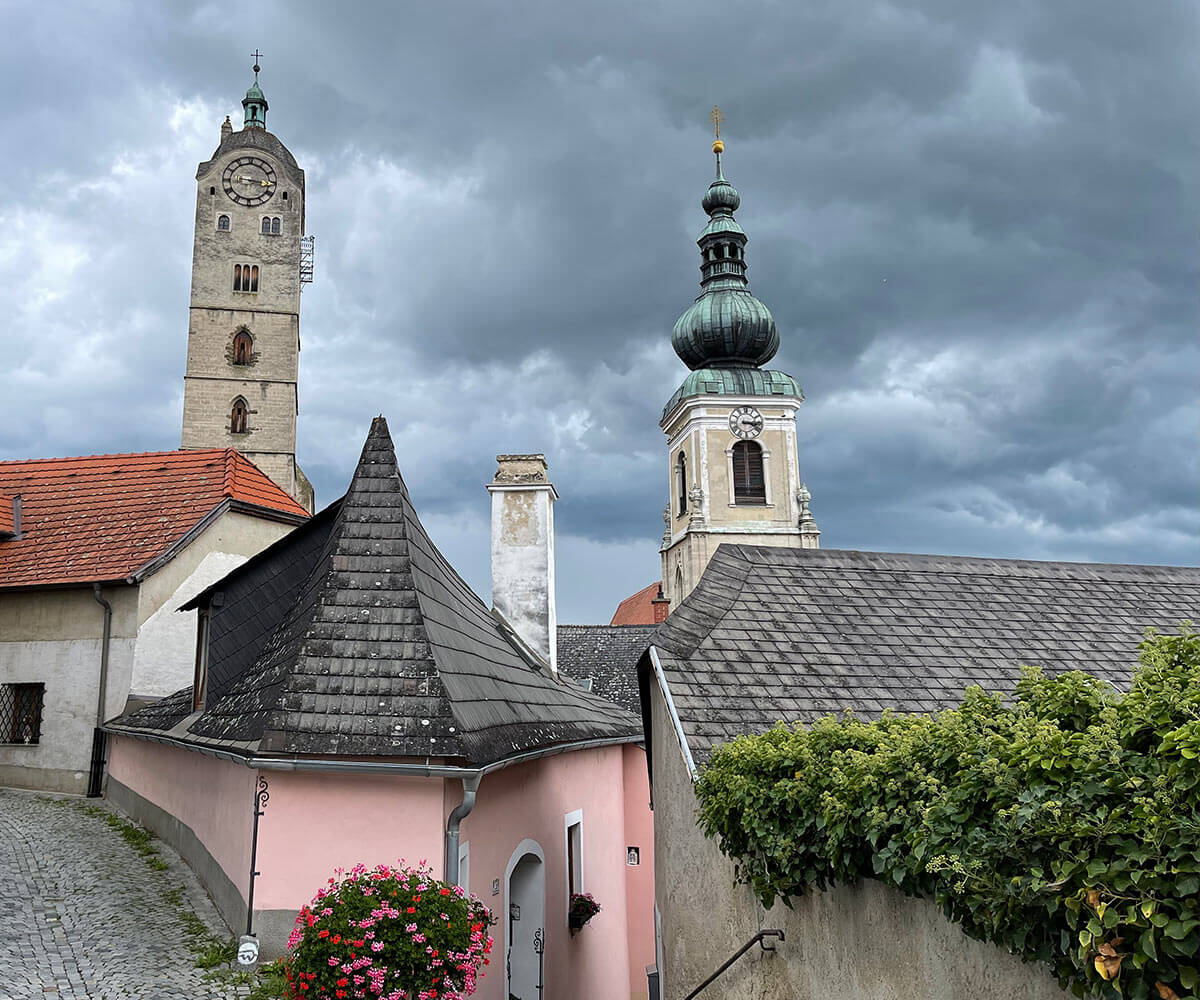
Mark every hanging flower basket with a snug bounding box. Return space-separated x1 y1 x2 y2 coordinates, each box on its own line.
568 893 601 934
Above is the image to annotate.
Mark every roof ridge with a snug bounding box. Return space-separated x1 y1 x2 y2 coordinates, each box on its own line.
735 545 1200 579
0 448 231 467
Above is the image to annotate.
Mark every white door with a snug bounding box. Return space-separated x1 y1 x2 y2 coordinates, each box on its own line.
506 851 545 1000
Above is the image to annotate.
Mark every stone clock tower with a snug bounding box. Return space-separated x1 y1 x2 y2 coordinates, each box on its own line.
180 62 314 513
660 128 819 607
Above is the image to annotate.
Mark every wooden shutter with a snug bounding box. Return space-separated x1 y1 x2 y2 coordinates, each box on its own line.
732 442 765 503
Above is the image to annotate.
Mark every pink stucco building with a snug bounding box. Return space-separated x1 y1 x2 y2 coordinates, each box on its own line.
107 418 656 999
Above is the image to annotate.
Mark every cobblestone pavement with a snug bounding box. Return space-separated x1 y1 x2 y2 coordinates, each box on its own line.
0 789 255 1000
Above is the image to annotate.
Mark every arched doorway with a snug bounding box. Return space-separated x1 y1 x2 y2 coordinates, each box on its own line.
505 840 545 1000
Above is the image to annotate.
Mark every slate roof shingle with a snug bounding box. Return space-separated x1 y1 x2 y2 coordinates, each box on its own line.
111 418 641 767
644 544 1200 765
557 624 659 713
0 449 309 589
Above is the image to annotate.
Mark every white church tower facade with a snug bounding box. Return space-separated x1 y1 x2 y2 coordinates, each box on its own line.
181 61 314 513
661 123 818 607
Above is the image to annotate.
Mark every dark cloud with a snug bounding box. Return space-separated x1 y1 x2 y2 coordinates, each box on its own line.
2 0 1196 622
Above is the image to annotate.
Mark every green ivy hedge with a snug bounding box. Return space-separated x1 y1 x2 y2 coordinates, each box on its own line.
694 628 1200 1000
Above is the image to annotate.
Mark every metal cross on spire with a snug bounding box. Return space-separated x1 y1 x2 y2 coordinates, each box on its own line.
251 49 263 73
710 105 724 139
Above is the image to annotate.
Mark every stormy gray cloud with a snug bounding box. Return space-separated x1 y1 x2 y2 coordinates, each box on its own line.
2 0 1196 622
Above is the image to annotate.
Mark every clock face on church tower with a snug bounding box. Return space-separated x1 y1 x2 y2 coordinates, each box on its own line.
222 156 278 206
729 406 764 439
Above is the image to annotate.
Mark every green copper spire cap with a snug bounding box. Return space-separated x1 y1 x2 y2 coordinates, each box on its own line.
670 130 778 370
242 57 269 130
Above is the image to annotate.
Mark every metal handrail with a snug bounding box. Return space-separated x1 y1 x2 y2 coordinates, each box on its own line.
683 929 785 999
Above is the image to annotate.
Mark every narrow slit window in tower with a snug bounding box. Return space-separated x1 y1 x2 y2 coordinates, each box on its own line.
232 330 252 365
250 265 259 292
676 452 688 515
732 441 766 504
230 398 249 434
233 264 242 291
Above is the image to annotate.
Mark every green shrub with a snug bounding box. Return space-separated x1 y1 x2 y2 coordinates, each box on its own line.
695 628 1200 999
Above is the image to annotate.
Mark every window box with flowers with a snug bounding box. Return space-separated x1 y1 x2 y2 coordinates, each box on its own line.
568 893 600 934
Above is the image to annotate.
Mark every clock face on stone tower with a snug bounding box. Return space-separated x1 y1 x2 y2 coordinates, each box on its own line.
222 156 278 206
729 406 764 439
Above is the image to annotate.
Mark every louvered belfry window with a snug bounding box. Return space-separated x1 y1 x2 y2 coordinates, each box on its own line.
732 441 766 504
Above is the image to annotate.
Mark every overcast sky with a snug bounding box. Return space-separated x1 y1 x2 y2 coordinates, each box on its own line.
2 1 1197 622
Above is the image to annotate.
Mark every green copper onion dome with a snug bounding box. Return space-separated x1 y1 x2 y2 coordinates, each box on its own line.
242 61 269 130
671 140 778 370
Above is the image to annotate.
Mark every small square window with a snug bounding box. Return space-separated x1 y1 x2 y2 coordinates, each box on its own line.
1 682 45 744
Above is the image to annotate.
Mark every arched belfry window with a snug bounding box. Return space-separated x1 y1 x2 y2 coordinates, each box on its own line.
731 441 766 504
217 215 230 231
232 329 253 365
230 397 249 435
271 217 281 235
676 452 688 516
261 217 271 234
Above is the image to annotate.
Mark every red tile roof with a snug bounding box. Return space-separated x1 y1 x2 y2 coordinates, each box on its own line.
610 580 669 625
0 449 309 589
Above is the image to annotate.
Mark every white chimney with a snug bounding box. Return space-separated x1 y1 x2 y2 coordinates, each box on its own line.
487 454 558 674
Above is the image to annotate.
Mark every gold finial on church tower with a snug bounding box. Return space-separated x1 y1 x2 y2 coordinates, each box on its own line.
710 106 725 154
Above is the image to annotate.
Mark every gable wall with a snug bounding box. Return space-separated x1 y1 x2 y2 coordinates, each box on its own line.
131 508 298 699
650 681 1072 1000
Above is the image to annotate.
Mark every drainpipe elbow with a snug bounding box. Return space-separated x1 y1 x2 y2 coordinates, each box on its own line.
445 774 482 885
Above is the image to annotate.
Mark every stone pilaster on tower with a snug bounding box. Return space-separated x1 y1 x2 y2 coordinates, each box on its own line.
660 121 817 607
180 64 313 513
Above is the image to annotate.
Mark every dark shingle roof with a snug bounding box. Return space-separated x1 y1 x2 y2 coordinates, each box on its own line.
112 418 640 766
643 545 1200 765
557 624 658 713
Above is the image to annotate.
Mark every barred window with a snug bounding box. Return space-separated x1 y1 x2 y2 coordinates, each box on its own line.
1 683 45 745
731 441 766 504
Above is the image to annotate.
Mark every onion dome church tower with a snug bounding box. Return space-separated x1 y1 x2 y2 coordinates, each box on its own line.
180 59 314 513
660 116 819 607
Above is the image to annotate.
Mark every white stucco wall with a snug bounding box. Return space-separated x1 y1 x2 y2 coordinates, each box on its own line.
130 508 297 697
0 586 137 793
650 681 1071 1000
131 550 247 698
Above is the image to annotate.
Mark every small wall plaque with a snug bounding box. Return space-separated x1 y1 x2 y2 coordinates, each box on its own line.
492 878 500 896
626 846 640 866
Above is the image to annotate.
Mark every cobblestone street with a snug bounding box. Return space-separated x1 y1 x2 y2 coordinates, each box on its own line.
0 789 257 1000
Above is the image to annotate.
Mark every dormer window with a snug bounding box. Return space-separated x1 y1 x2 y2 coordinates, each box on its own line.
230 397 249 434
217 214 231 231
232 329 253 365
192 609 210 712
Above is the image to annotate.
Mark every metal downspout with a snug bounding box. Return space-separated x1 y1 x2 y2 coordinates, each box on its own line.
89 584 113 797
445 774 481 885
